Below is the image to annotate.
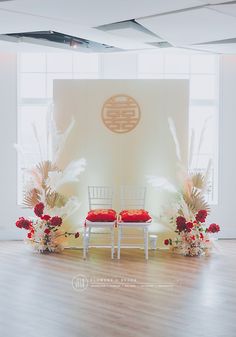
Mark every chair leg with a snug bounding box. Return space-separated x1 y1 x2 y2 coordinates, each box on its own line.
144 227 149 260
117 226 121 259
111 227 114 259
87 227 91 252
83 226 87 259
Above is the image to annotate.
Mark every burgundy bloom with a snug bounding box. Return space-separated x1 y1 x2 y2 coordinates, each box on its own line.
176 216 186 232
164 239 170 245
75 232 80 238
41 214 51 221
44 228 51 235
207 223 220 233
186 222 193 232
196 210 208 223
34 202 45 217
15 217 31 230
27 232 33 239
50 216 62 227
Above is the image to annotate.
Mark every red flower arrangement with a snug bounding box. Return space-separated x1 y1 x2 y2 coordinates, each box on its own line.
16 202 80 253
164 210 220 256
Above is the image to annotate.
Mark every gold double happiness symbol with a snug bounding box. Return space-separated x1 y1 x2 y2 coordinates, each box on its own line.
102 94 141 134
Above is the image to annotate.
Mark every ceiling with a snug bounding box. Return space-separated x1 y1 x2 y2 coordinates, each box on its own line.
0 0 236 53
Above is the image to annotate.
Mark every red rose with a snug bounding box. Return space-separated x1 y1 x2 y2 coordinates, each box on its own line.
50 216 62 227
41 214 51 221
196 210 208 223
75 232 80 238
200 232 204 239
186 222 193 232
207 223 220 233
190 235 195 241
34 202 45 217
176 216 186 232
44 228 51 235
15 217 31 230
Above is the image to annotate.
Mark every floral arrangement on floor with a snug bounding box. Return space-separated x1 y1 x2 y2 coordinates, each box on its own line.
164 210 220 256
148 117 220 256
15 115 86 253
16 202 80 253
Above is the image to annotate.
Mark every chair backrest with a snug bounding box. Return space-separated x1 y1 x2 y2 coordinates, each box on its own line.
88 186 113 210
120 186 146 210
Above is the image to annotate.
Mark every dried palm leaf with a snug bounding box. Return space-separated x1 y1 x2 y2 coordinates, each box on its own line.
36 160 58 188
27 168 43 190
191 172 206 190
183 188 210 214
23 188 41 208
45 189 67 209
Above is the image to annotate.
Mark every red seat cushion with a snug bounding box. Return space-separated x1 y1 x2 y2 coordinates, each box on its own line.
86 209 117 222
119 209 151 222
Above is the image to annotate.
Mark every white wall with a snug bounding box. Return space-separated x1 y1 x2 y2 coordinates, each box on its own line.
209 55 236 238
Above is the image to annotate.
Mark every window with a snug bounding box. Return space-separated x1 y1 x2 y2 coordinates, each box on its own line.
17 50 219 204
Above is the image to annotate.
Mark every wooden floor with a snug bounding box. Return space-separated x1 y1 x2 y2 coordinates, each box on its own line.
0 241 236 337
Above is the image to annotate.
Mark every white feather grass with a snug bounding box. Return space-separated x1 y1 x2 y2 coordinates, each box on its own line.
46 158 86 191
32 122 43 161
194 116 211 168
14 144 26 168
147 175 177 193
168 117 181 162
51 117 75 164
188 129 195 168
